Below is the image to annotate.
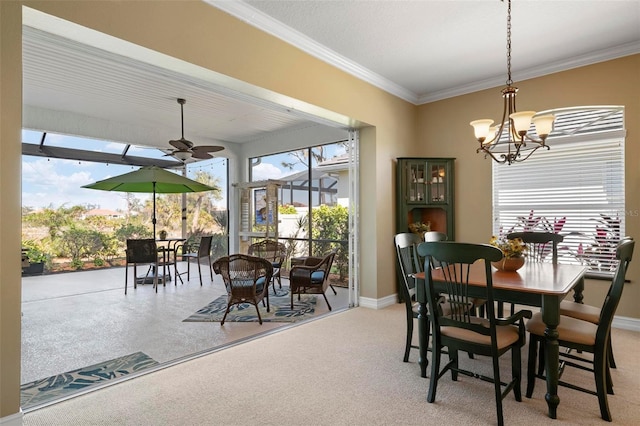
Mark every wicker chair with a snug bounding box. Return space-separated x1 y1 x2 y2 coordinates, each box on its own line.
212 254 273 325
289 251 336 311
248 239 286 294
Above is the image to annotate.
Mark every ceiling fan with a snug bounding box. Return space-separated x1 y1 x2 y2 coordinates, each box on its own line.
166 98 223 161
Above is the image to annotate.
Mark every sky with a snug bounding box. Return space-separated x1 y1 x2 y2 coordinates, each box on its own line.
21 156 229 211
21 130 347 212
21 130 229 211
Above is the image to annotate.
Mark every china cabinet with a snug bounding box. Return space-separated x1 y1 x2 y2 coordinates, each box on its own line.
396 157 455 241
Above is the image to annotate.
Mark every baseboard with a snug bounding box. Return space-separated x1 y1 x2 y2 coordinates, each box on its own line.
613 315 640 332
0 409 23 426
359 293 397 309
359 294 640 332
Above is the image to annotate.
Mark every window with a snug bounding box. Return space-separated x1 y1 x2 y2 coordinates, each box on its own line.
249 141 352 283
493 106 625 277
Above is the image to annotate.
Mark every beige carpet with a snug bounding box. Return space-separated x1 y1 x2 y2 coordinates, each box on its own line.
23 304 640 425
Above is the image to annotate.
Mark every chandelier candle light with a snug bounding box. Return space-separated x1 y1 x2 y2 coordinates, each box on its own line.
470 0 555 165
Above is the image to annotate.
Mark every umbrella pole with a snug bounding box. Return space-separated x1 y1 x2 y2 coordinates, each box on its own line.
152 182 157 239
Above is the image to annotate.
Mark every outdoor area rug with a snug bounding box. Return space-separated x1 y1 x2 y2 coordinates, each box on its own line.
20 351 158 409
183 287 317 323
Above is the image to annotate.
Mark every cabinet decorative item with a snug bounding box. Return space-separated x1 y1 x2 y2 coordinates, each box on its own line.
396 158 455 301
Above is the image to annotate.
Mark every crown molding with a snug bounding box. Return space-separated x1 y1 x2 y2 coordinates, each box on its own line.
207 0 419 104
209 2 640 107
418 40 640 104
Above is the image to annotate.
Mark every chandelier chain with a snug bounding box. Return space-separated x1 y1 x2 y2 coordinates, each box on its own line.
506 0 512 86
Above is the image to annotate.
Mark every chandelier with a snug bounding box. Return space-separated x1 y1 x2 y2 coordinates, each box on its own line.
470 0 555 165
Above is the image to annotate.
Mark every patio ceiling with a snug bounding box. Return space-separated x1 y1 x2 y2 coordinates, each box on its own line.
21 8 351 166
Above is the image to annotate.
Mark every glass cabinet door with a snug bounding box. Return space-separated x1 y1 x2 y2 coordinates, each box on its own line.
428 162 448 203
406 162 427 203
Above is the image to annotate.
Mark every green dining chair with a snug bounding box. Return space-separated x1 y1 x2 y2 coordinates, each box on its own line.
525 238 634 422
558 236 634 369
418 241 532 426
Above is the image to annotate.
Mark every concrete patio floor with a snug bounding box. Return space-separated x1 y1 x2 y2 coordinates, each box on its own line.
21 263 350 409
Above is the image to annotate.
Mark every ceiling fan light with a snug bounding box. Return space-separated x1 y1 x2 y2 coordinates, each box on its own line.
173 151 192 161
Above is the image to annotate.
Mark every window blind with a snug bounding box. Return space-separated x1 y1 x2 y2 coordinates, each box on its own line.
492 107 625 277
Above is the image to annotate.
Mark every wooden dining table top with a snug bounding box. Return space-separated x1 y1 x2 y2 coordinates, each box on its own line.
415 261 587 296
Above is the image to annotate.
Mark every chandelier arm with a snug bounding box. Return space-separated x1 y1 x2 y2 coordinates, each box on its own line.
477 146 509 164
522 133 546 145
511 144 549 163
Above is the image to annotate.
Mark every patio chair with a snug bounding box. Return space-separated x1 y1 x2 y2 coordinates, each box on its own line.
248 239 286 294
125 239 160 294
177 235 213 286
212 254 273 325
417 241 532 426
289 250 336 311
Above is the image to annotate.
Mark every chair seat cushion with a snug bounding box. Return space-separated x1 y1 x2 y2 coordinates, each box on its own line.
441 317 520 349
411 300 459 317
526 312 597 346
233 277 266 294
310 271 325 283
256 276 266 292
559 300 600 324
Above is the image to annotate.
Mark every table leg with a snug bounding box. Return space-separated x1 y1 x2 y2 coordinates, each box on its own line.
541 295 561 419
572 276 585 304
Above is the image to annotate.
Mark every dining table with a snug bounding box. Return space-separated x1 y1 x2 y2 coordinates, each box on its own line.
155 237 186 283
414 261 587 419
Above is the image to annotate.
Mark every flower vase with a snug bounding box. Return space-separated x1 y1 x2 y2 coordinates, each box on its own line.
492 256 525 272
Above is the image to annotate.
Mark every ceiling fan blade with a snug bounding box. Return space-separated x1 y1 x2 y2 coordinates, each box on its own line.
190 150 214 160
169 138 193 150
192 145 224 154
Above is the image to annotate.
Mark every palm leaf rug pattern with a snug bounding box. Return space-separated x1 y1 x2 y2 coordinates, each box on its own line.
21 351 158 409
183 286 316 323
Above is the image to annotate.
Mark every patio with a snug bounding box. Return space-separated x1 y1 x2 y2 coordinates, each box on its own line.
21 263 350 410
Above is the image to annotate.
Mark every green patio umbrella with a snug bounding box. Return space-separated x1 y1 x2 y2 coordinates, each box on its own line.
82 165 215 238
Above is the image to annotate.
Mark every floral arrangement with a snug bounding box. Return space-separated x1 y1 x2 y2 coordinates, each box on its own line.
489 235 525 258
409 221 430 234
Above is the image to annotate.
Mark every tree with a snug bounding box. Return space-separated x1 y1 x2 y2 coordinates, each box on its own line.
59 226 105 268
311 204 349 281
23 205 87 239
188 171 223 234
